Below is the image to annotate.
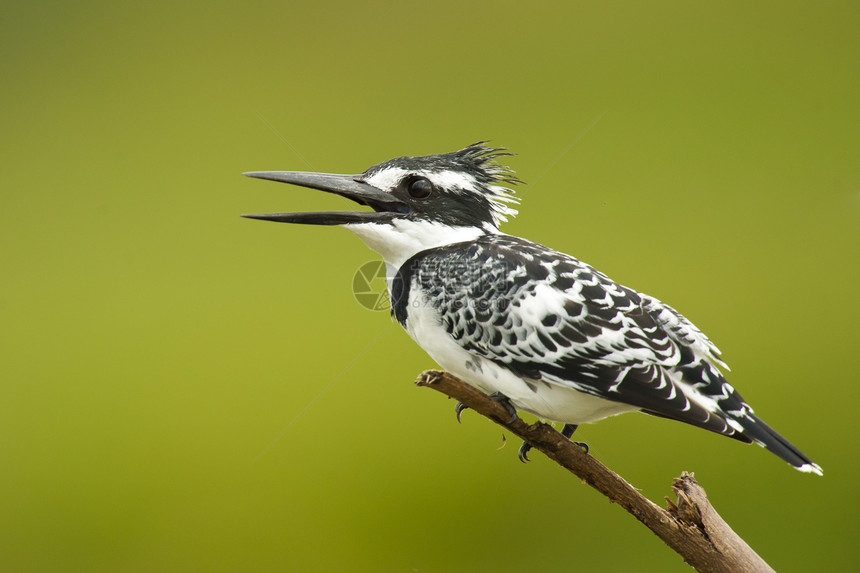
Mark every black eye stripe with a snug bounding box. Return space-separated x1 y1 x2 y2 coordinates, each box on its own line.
407 177 434 199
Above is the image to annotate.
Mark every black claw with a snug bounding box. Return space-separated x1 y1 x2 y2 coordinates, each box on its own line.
518 441 532 463
559 424 589 454
454 401 469 423
488 392 518 425
514 424 587 464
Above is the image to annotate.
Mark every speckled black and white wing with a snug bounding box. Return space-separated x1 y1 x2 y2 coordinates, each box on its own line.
393 234 819 473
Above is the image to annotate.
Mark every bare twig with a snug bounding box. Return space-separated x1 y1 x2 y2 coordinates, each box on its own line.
415 369 774 573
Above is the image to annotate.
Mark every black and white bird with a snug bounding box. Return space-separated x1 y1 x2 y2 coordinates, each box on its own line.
243 143 821 475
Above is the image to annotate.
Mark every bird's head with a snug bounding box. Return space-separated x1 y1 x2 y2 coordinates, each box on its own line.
243 143 520 266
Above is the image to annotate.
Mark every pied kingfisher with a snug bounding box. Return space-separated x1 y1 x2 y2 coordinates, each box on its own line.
243 143 821 475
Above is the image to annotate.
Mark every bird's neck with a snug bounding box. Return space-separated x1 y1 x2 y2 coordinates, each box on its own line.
343 219 497 270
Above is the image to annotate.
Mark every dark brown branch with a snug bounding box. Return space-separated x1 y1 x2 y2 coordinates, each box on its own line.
415 369 774 573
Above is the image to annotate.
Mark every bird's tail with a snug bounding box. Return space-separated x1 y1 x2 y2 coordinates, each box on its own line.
736 413 822 475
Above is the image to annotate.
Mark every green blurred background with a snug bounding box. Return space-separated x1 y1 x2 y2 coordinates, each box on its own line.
2 1 858 571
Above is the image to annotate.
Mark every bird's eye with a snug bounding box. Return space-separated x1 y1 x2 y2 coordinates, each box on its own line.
407 177 434 199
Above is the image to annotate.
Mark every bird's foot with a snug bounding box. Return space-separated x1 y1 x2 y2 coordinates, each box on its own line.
454 401 469 423
518 424 587 463
518 441 533 463
488 392 518 425
561 424 589 454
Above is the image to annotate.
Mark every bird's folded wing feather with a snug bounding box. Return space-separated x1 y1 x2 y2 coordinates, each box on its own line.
402 234 751 438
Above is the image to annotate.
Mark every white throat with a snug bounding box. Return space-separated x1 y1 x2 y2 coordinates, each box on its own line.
343 219 495 271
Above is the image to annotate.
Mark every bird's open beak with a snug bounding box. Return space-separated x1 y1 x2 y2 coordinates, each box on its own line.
241 171 410 225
